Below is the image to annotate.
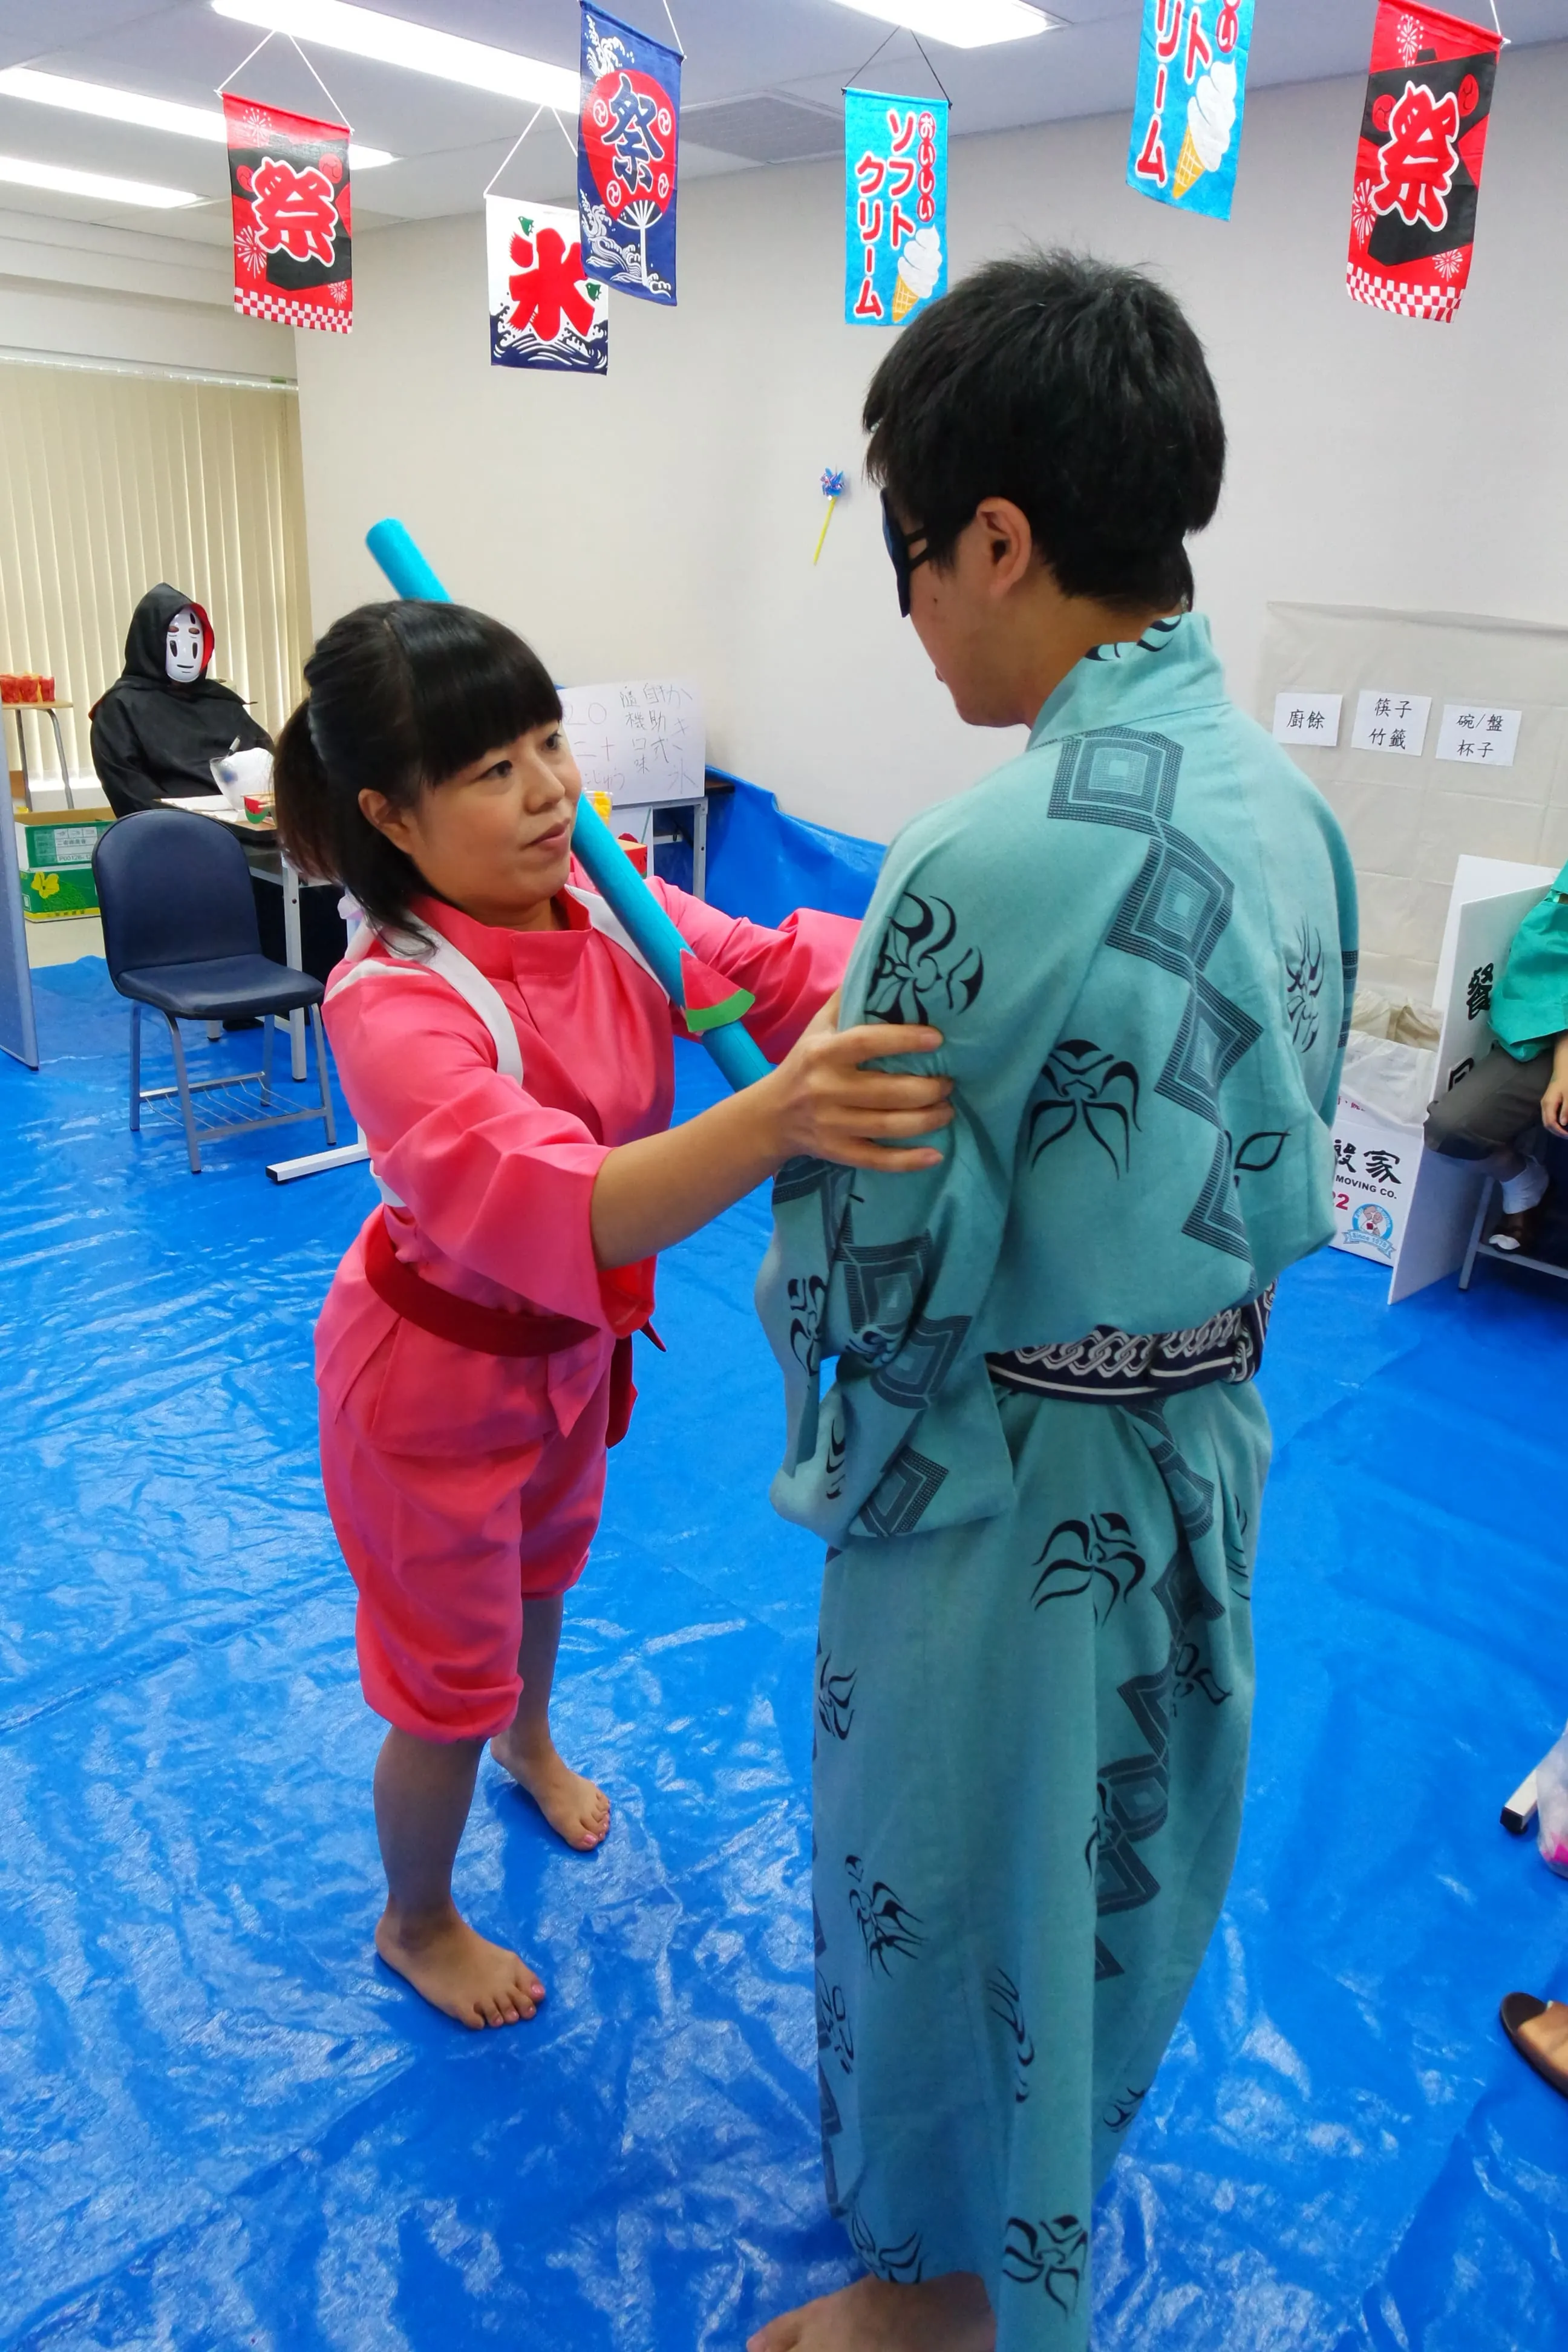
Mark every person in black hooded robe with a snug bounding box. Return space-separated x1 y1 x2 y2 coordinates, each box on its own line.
90 583 344 979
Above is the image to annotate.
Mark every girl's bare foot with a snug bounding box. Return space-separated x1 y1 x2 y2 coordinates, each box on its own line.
490 1731 611 1850
374 1900 546 2030
747 2273 995 2352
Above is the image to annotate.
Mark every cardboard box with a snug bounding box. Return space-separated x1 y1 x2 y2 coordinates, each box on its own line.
16 815 113 867
21 864 99 920
1331 1092 1423 1267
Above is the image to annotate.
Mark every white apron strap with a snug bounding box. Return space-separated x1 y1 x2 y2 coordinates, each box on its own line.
328 917 524 1210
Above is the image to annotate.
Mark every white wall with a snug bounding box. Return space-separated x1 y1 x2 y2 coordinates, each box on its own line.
294 48 1568 847
0 207 295 381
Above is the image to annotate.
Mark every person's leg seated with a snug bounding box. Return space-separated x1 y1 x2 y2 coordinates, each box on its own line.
489 1367 614 1850
748 2273 994 2352
1425 1045 1552 1246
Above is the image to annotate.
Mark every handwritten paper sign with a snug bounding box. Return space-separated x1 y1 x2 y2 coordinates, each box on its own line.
1273 691 1342 748
1351 690 1431 757
1435 704 1520 768
559 678 705 805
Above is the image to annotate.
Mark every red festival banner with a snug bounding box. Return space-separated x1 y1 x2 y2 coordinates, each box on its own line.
223 94 353 333
1347 3 1502 324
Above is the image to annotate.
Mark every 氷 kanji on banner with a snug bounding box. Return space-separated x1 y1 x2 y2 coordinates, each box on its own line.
486 197 609 372
844 88 947 327
578 4 680 305
223 94 351 333
1125 0 1255 222
1347 2 1503 322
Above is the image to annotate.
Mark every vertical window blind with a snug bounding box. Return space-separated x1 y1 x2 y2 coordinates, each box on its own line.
0 358 310 789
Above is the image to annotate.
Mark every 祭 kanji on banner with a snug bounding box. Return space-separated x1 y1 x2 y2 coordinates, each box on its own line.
223 94 351 333
1126 1 1255 221
486 197 609 373
577 5 680 305
844 89 948 327
1347 2 1503 322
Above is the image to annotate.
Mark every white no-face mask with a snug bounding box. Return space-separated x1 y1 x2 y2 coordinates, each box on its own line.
166 607 204 684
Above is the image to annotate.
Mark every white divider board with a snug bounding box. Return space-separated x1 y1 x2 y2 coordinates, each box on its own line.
1432 855 1556 1019
1340 867 1555 1302
558 679 705 808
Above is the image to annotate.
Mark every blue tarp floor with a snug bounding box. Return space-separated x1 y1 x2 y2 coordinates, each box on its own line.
2 956 1566 2351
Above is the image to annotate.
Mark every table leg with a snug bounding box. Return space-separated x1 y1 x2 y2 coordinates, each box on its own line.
693 795 708 901
14 708 30 812
283 858 305 1080
47 711 74 809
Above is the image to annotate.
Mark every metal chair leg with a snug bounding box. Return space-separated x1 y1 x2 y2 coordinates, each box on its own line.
206 1021 222 1044
310 1002 338 1145
260 1011 275 1098
129 1004 142 1132
1458 1175 1496 1291
163 1013 203 1174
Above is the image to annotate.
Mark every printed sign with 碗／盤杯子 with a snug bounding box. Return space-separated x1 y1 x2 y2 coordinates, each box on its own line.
1126 0 1255 222
844 88 948 326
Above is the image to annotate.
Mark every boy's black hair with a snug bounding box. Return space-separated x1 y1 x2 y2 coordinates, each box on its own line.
272 599 562 930
863 249 1226 614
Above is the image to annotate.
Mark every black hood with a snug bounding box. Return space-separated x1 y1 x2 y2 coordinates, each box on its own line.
116 583 227 697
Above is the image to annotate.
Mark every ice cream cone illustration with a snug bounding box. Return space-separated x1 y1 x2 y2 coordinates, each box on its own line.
1174 60 1237 200
892 224 942 320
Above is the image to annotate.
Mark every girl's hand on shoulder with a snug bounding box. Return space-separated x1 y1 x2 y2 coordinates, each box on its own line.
762 991 954 1172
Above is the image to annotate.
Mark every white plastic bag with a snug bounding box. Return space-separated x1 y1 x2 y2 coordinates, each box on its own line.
1340 988 1442 1129
1536 1723 1568 1878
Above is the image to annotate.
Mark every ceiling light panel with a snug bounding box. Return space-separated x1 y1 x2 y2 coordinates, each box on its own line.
211 1 578 109
0 67 393 167
835 0 1053 46
0 154 202 207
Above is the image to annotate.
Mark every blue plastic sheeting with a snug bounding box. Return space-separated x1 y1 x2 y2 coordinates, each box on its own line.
659 773 886 926
4 930 1568 2342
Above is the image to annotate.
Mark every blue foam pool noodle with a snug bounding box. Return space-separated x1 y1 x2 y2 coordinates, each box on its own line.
364 519 770 1092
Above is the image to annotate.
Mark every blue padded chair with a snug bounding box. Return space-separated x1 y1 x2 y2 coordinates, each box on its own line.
93 808 338 1174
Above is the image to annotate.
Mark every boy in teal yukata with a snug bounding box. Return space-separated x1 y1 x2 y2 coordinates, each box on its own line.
748 254 1357 2352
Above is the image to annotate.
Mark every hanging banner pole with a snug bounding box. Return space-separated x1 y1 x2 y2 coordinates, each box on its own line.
364 520 769 1092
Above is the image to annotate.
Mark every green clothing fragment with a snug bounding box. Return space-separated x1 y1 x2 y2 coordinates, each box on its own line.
1488 860 1568 1061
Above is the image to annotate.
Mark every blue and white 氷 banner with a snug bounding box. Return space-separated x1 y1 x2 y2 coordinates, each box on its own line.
486 197 609 373
578 4 680 305
1126 0 1255 222
844 88 948 327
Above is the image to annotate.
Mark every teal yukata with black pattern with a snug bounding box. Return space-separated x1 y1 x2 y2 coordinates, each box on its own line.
757 613 1357 2347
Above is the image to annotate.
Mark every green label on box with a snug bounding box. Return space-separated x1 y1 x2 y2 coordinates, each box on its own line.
15 818 113 867
22 865 99 919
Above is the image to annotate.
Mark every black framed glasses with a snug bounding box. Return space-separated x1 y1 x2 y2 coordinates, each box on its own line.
880 491 931 619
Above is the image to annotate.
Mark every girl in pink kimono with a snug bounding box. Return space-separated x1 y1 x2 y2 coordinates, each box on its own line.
273 600 952 2034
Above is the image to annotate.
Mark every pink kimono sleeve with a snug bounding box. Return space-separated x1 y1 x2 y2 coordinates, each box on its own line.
650 881 859 1063
325 971 644 1333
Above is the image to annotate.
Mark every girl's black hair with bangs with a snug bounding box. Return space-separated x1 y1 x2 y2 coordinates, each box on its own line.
272 599 562 931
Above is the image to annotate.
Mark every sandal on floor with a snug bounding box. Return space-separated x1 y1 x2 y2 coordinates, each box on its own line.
1500 1992 1568 2096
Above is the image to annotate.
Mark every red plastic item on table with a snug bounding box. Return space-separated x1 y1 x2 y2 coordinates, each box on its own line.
15 675 41 703
36 676 54 702
617 832 650 877
0 676 18 704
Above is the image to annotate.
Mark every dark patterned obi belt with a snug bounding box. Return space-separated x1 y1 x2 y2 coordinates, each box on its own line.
987 1284 1274 1405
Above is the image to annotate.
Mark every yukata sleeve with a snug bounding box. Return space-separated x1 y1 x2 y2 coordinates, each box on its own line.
757 810 1097 1548
325 968 644 1333
651 880 858 1061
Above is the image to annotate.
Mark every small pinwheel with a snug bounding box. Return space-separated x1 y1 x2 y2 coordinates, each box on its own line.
814 467 848 565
